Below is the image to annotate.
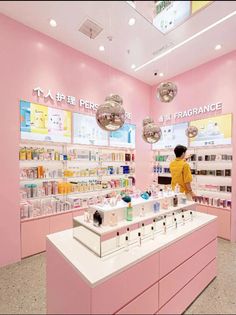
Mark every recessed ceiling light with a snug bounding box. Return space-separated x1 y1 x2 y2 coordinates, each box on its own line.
99 45 105 51
131 64 136 69
215 44 222 50
128 18 136 26
159 72 164 77
135 10 236 72
49 19 57 27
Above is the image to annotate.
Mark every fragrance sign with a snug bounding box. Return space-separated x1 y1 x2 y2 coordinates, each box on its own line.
159 102 223 123
32 87 132 120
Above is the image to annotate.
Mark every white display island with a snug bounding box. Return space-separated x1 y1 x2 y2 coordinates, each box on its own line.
46 210 217 314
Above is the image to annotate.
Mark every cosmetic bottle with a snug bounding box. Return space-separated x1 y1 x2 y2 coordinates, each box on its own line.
126 227 130 241
138 232 142 246
153 202 160 213
141 223 145 237
93 210 102 227
190 211 193 221
125 236 129 251
116 232 120 247
174 184 180 194
151 226 155 240
153 219 157 232
173 195 178 207
84 209 90 223
163 222 166 234
126 202 133 221
172 212 175 224
174 218 177 229
162 198 169 210
140 206 145 217
109 212 118 226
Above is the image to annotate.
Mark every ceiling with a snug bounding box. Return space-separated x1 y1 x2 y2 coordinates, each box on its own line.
0 1 235 85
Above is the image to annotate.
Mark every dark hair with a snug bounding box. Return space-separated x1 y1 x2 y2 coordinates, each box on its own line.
174 145 187 158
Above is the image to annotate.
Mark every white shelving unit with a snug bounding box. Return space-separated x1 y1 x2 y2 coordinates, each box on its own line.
152 145 232 211
19 141 136 220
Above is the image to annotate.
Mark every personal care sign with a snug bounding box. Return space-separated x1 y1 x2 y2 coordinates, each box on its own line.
32 86 132 120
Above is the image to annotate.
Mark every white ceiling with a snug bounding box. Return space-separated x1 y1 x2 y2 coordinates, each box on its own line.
0 1 235 85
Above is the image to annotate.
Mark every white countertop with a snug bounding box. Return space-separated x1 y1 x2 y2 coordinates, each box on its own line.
47 211 217 288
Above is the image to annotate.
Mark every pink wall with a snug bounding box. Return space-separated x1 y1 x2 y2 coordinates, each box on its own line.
0 13 152 267
151 50 236 241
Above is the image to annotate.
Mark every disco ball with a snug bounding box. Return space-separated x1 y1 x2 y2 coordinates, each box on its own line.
105 94 123 106
143 123 162 144
143 117 154 127
185 126 198 138
96 97 125 131
157 82 177 103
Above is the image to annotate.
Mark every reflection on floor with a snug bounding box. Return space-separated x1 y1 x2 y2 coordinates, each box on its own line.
0 239 235 314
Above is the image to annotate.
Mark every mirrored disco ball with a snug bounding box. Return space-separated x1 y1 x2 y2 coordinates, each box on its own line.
185 126 198 138
157 82 177 103
96 101 125 131
143 123 162 143
143 117 154 127
105 94 123 106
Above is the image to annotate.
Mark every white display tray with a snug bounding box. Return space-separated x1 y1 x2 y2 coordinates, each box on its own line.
74 200 195 236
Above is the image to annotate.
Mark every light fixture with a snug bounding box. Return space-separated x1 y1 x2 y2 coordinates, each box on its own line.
128 18 136 26
99 45 105 51
185 126 198 138
96 94 125 131
142 117 162 144
157 82 177 103
135 10 236 71
215 44 222 50
159 72 164 77
49 19 57 27
131 64 136 69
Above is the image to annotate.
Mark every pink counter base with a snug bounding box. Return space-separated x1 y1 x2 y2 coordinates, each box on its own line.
46 220 217 315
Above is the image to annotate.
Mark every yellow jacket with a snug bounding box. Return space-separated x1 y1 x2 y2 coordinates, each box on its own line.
170 158 192 193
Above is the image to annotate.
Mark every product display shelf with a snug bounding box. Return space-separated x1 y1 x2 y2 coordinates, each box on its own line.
21 206 88 223
153 146 232 197
22 186 133 201
74 201 195 236
20 173 135 182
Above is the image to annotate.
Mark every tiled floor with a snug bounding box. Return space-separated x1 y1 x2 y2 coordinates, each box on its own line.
0 239 235 314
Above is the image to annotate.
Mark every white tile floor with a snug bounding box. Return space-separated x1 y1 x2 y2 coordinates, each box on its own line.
0 239 235 314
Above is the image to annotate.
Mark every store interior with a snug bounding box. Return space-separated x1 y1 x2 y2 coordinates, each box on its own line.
0 1 236 314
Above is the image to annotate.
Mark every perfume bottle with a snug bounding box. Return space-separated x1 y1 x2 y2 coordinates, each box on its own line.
174 218 177 229
174 184 180 194
125 236 129 251
151 226 155 240
163 222 166 234
140 206 145 217
173 195 178 207
162 198 169 210
190 211 193 221
172 212 175 224
126 203 133 221
116 231 120 247
153 202 160 213
93 210 102 227
153 218 157 232
109 212 118 226
141 223 145 237
84 209 90 222
138 232 142 246
126 227 130 242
